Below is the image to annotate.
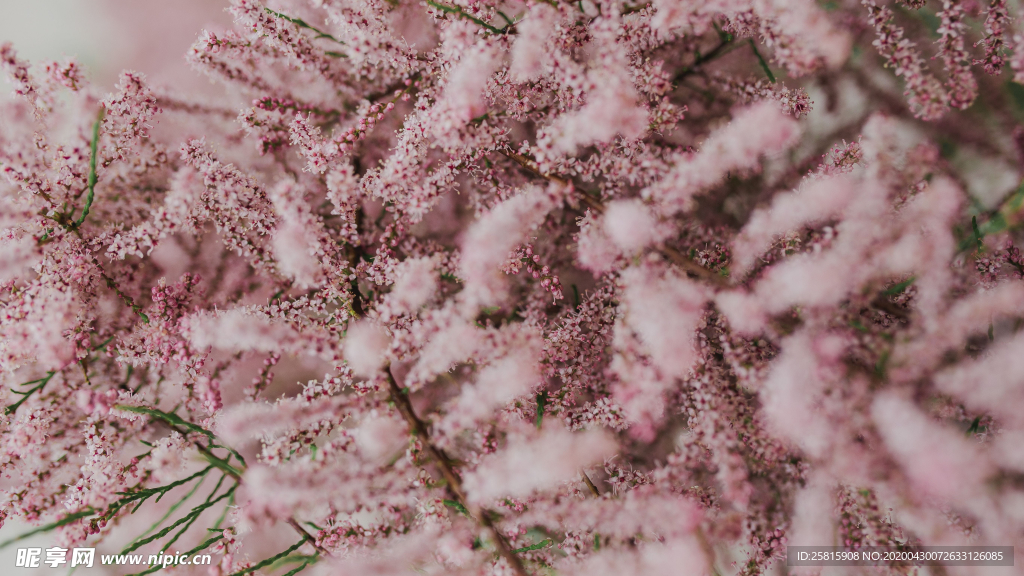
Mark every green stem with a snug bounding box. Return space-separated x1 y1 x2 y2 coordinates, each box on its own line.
125 534 223 576
263 7 348 48
0 509 95 549
749 39 776 83
125 470 211 548
511 539 552 554
4 371 57 415
426 1 507 34
160 475 228 553
115 405 215 440
227 540 307 576
673 38 738 82
280 558 319 576
120 486 236 555
73 107 105 228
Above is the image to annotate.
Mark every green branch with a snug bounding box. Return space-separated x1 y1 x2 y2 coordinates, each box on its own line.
264 7 348 52
749 39 776 83
125 470 211 549
4 371 57 415
73 107 105 228
114 405 247 470
126 534 224 576
115 405 216 440
673 37 739 82
511 539 552 554
227 540 307 576
280 557 319 576
882 276 915 296
159 475 228 553
112 466 214 515
120 486 236 555
426 1 509 34
0 509 95 549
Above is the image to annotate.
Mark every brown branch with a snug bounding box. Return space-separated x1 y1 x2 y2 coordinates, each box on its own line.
499 148 572 189
869 293 910 321
385 366 531 576
660 245 729 288
580 470 601 497
286 518 329 556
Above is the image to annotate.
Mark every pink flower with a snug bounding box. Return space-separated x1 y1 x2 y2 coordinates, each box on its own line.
463 424 617 503
509 4 558 82
601 199 673 254
872 392 991 502
344 320 390 378
2 1 1023 571
460 184 565 308
644 101 800 214
380 256 438 318
619 262 709 379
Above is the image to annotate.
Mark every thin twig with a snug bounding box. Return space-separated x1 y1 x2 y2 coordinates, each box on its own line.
498 149 726 286
126 405 330 558
673 38 737 83
748 39 776 83
94 261 150 324
580 470 601 497
287 518 329 556
385 366 531 576
73 107 105 228
426 0 510 35
264 7 347 47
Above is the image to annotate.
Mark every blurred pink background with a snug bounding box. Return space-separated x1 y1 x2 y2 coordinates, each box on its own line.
0 2 231 571
0 0 231 90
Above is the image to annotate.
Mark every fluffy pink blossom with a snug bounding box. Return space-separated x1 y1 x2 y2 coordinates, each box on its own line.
509 4 558 82
216 395 353 446
601 199 674 253
4 3 1024 575
871 392 991 502
788 473 835 547
759 331 845 458
379 256 438 319
732 173 857 275
576 211 623 275
934 330 1024 427
440 334 542 432
184 308 303 353
460 184 565 308
462 424 617 504
343 320 391 377
538 18 649 155
439 41 501 125
619 261 709 379
644 101 800 214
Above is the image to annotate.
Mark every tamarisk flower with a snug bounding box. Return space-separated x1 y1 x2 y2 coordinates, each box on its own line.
863 0 949 120
936 0 978 110
976 0 1010 75
4 1 1024 575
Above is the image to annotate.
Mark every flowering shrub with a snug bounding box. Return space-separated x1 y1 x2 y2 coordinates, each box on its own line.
2 0 1024 574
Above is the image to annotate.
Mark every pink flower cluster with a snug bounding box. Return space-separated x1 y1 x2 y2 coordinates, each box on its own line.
3 0 1024 575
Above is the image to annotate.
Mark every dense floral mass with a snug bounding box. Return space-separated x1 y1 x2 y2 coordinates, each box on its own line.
2 0 1024 574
